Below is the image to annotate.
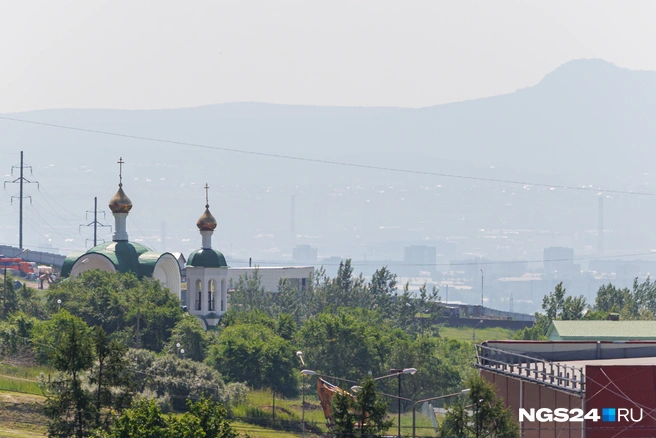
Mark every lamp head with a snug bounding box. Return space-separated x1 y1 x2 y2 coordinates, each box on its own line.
461 388 470 394
403 368 417 375
296 351 303 357
300 369 317 376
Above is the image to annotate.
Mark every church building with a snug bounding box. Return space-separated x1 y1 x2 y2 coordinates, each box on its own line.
184 185 229 328
61 158 313 329
60 158 181 298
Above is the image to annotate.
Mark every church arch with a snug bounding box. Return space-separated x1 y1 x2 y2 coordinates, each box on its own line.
208 279 216 311
196 279 202 311
221 278 227 312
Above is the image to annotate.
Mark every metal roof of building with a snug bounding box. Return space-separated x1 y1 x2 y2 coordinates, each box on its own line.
547 320 656 341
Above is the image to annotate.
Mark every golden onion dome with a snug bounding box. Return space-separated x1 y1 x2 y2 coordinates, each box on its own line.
109 186 133 213
197 205 217 231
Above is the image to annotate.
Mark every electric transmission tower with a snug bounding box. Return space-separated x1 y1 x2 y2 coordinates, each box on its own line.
79 197 111 247
4 151 39 249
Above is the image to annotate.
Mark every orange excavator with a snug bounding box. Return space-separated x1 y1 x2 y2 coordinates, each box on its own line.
316 378 368 430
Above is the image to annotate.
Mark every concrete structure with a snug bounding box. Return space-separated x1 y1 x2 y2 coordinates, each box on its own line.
477 340 656 437
0 245 66 270
403 245 436 276
546 320 656 341
227 266 314 293
543 247 578 277
292 244 317 263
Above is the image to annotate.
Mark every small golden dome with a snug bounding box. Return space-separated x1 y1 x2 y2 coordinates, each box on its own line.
197 205 217 231
109 186 133 213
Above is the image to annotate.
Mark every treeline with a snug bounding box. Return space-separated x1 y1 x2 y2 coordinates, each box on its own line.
516 278 656 340
224 260 474 404
0 261 476 435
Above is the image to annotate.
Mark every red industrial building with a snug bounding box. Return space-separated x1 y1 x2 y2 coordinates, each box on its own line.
476 341 656 437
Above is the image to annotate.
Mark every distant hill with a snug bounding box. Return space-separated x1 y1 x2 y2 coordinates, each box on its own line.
1 58 655 261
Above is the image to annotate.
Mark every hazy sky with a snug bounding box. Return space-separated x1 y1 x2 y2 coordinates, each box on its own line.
2 0 656 113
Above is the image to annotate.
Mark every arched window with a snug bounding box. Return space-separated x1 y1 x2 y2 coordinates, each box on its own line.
208 279 216 311
196 279 202 311
221 278 227 312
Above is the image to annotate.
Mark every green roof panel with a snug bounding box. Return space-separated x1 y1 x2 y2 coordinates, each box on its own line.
187 249 228 268
547 320 656 341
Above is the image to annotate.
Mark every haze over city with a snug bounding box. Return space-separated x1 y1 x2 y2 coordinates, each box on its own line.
2 1 656 313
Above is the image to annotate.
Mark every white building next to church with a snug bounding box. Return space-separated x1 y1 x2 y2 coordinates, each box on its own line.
227 266 314 293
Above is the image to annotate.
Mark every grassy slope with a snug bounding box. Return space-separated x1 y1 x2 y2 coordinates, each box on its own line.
439 325 516 342
0 390 48 437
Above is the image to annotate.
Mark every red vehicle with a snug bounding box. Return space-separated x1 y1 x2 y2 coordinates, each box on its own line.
0 258 38 279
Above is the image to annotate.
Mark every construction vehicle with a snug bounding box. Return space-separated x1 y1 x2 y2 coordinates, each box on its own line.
316 378 366 430
0 257 38 279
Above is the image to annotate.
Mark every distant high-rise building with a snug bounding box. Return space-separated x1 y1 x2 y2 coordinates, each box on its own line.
543 247 578 277
292 244 318 263
403 245 437 276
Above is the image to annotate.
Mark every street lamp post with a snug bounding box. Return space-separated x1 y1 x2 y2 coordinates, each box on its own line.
411 389 470 438
472 320 484 342
180 348 185 359
381 368 417 437
297 352 306 437
480 269 484 307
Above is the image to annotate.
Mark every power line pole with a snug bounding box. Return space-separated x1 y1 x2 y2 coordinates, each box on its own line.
79 197 111 247
4 151 39 249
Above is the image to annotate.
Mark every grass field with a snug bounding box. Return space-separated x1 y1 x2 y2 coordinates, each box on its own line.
439 325 517 342
237 389 439 437
0 364 52 396
0 390 48 437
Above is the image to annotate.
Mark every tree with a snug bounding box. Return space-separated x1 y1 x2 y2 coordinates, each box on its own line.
89 326 134 429
386 336 462 407
205 321 299 397
96 396 237 438
332 376 393 438
46 271 183 352
592 279 656 319
165 314 208 362
228 270 271 312
516 283 586 340
131 349 228 411
297 308 391 381
0 273 19 319
542 282 586 321
437 374 519 438
41 311 96 438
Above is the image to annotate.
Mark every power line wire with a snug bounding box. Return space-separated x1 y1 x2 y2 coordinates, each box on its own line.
227 250 656 268
0 116 653 197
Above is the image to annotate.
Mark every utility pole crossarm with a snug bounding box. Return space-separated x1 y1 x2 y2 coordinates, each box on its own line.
4 151 39 249
79 197 111 247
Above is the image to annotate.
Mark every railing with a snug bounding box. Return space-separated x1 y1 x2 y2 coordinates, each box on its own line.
475 344 585 395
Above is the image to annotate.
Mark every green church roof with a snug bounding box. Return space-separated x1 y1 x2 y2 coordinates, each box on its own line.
187 249 228 268
61 241 172 278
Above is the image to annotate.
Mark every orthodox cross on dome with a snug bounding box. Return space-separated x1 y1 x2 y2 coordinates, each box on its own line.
204 183 210 208
117 157 125 187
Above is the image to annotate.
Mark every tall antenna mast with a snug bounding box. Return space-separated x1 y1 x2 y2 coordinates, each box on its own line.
4 151 39 249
